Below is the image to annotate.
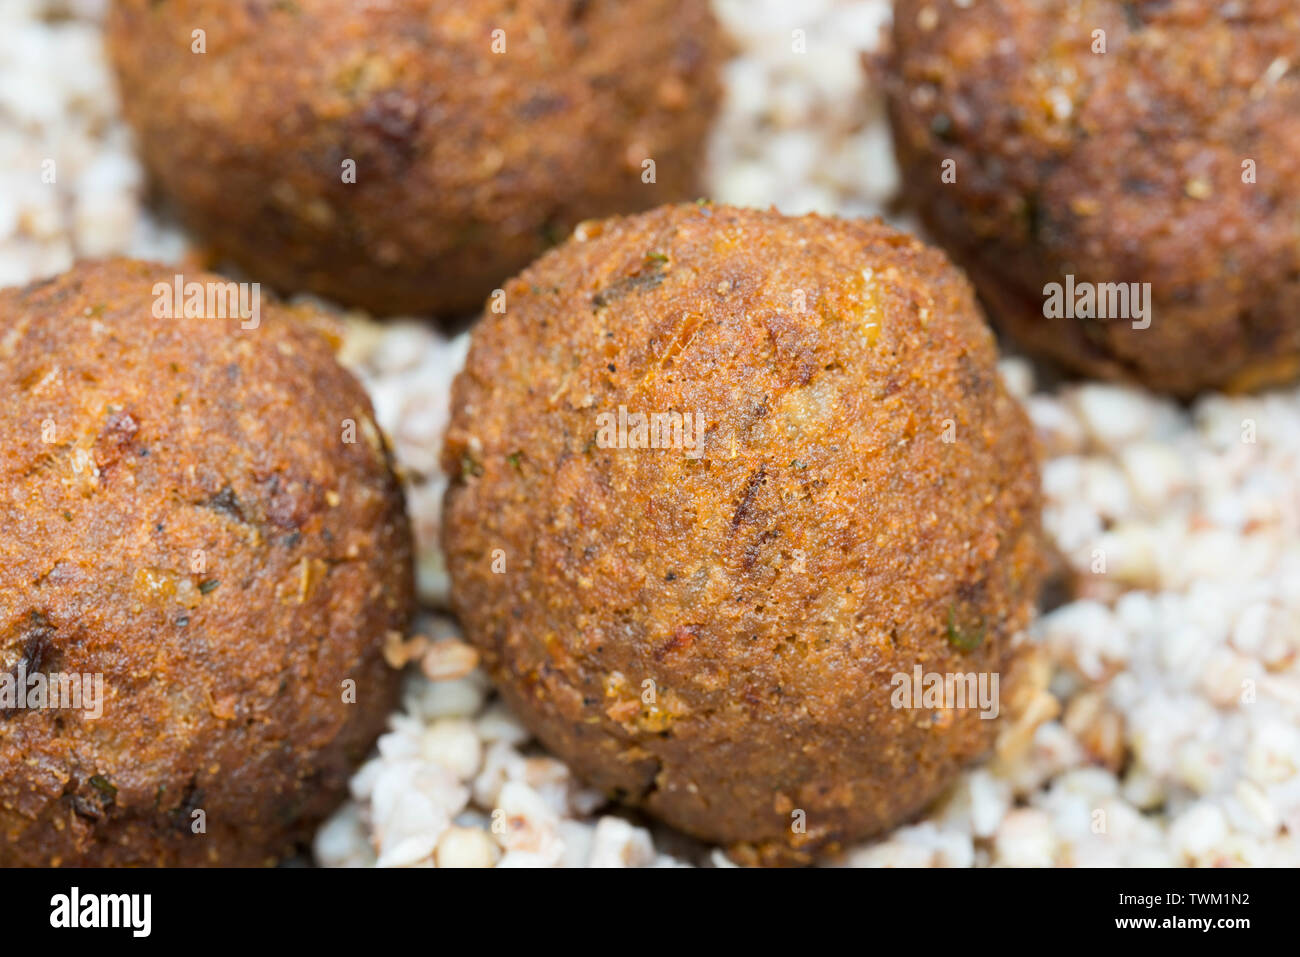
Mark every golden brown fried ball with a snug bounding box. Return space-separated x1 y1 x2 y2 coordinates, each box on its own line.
441 203 1043 864
0 259 413 866
106 0 725 318
883 0 1300 396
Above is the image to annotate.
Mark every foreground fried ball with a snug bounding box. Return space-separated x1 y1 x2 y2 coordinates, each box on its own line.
0 259 413 866
883 0 1300 396
106 0 724 318
442 204 1043 864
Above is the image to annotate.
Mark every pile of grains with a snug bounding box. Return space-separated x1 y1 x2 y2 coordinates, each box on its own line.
3 0 1297 867
336 321 468 609
0 0 185 280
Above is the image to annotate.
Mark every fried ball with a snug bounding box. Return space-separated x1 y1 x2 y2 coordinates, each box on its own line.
441 203 1043 864
0 259 413 866
883 0 1300 397
105 0 724 318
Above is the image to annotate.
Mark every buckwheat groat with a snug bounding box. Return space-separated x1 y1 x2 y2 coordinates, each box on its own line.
106 0 724 318
0 259 413 866
441 203 1044 865
883 0 1300 396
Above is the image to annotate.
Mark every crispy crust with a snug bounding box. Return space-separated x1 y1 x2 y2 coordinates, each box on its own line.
106 0 724 318
884 0 1300 397
442 203 1044 864
0 259 413 866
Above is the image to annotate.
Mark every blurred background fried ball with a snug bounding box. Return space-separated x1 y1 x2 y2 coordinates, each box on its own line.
0 259 413 866
441 203 1044 864
106 0 725 319
884 0 1300 396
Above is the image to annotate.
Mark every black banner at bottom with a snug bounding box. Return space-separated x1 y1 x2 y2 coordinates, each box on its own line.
0 864 1274 945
